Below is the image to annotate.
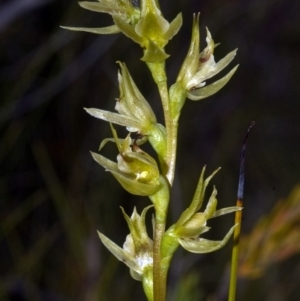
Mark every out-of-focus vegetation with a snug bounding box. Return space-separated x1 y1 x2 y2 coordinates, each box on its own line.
1 0 300 300
239 185 300 280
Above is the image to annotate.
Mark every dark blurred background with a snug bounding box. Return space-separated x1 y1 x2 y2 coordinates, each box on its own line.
1 0 300 300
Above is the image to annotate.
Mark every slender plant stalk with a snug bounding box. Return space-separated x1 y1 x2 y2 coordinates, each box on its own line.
228 122 255 301
146 62 177 185
147 61 180 301
153 221 165 301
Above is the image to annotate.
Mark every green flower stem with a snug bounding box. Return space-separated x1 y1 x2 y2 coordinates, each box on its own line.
146 62 176 185
150 177 170 301
228 198 243 301
153 221 165 301
146 62 186 301
147 61 178 301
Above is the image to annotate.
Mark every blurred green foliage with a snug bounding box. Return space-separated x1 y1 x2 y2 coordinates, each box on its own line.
1 0 300 300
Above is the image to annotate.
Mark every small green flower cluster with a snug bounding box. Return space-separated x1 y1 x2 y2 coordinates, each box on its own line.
63 1 240 300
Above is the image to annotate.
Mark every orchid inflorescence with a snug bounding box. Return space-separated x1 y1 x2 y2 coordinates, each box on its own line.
63 1 240 300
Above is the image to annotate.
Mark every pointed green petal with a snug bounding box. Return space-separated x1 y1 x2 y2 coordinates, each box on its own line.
121 206 153 243
113 16 145 45
199 168 221 212
140 0 162 18
163 13 183 41
175 166 206 227
61 25 120 34
187 65 239 101
99 138 119 151
204 186 218 219
178 224 237 253
91 151 119 172
118 62 157 124
84 108 142 132
98 231 139 271
176 13 200 85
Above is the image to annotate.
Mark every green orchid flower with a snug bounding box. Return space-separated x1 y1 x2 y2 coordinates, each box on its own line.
177 13 238 101
92 126 160 196
85 62 157 134
85 62 167 163
62 0 182 62
98 206 154 300
173 166 241 253
169 14 238 120
161 166 241 275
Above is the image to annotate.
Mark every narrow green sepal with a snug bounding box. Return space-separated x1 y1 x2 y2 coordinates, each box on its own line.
84 108 142 131
117 62 157 128
186 49 238 90
120 206 153 251
212 206 242 218
60 25 120 35
176 13 200 86
98 231 139 271
163 13 183 41
187 65 239 101
113 16 145 45
204 186 218 219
